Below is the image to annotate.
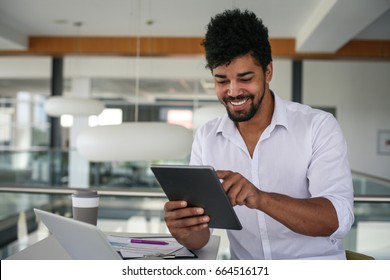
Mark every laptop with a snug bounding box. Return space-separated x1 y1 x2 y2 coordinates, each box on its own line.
34 208 122 260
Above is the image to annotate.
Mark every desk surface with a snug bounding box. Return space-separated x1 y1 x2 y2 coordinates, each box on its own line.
7 232 221 260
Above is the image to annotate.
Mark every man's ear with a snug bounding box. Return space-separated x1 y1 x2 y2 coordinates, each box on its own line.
265 62 273 83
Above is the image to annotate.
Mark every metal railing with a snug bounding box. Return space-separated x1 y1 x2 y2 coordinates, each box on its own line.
1 186 389 202
0 185 166 198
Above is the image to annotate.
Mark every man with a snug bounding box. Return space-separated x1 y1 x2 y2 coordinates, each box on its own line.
164 9 354 259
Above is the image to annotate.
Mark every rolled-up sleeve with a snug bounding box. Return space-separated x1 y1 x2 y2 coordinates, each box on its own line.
308 114 354 239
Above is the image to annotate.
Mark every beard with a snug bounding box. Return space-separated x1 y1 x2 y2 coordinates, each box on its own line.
222 84 266 122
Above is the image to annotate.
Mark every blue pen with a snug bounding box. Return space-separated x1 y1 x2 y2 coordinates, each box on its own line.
131 239 169 245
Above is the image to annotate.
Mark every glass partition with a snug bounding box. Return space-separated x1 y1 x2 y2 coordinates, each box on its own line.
343 172 390 260
0 149 190 188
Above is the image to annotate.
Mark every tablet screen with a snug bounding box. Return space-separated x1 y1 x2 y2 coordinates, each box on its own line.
151 165 242 230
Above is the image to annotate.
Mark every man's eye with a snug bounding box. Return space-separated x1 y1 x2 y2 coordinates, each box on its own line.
240 78 252 82
216 80 228 85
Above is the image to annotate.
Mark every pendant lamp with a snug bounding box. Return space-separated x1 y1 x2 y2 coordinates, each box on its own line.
76 122 193 162
44 96 105 117
192 105 226 129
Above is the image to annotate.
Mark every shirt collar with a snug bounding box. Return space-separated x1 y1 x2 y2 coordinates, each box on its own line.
215 91 289 135
271 92 289 130
216 113 236 135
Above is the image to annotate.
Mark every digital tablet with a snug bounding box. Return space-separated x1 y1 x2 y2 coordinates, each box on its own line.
151 165 242 230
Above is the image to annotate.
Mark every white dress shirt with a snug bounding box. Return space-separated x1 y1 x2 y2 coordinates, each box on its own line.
190 93 354 259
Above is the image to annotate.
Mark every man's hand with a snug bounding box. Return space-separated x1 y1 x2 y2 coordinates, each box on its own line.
163 200 210 249
217 170 261 209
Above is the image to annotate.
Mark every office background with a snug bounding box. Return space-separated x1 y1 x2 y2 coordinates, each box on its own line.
0 0 389 259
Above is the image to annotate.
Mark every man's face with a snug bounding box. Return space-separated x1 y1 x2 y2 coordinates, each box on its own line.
212 54 272 122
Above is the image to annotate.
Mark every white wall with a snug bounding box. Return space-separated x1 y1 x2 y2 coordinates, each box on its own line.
270 59 292 101
303 60 390 180
0 57 50 78
64 56 211 79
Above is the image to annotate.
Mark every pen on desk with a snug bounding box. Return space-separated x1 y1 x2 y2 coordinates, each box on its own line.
131 239 169 245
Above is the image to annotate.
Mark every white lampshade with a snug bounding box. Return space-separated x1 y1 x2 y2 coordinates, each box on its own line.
193 105 226 129
76 122 193 162
44 96 105 117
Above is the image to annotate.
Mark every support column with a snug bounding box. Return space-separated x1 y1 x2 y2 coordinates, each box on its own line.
49 57 63 186
292 60 303 103
49 57 63 148
68 78 91 188
14 92 32 169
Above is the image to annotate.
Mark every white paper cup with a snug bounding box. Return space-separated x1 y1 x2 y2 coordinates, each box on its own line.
71 190 99 225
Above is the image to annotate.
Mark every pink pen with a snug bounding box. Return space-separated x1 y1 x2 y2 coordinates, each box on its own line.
130 239 169 245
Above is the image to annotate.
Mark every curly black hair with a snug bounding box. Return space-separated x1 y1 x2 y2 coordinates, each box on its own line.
202 9 272 71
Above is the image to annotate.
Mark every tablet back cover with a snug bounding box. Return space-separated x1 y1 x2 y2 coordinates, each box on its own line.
151 165 242 230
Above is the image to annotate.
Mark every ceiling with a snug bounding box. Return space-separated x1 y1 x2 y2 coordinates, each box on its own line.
1 0 390 53
0 0 390 102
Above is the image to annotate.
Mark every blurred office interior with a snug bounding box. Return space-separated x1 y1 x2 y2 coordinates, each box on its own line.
0 0 390 259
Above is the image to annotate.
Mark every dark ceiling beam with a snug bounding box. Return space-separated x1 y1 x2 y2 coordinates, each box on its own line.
0 36 389 60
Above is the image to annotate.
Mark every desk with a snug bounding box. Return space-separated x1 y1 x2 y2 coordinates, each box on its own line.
6 232 221 260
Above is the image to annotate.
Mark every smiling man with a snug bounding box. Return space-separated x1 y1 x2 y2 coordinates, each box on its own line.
163 9 354 260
